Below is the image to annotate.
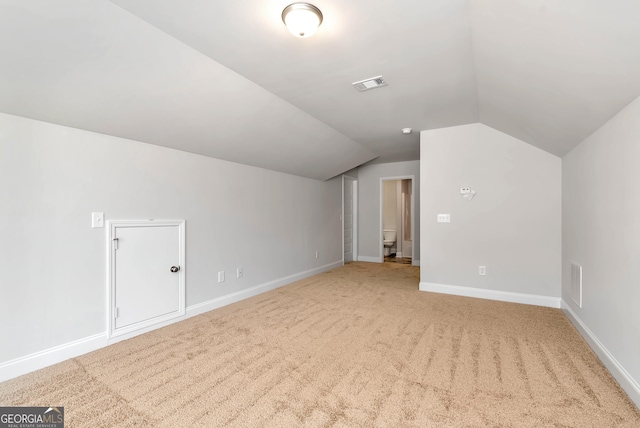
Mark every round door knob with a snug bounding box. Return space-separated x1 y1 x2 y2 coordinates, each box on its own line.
170 266 180 273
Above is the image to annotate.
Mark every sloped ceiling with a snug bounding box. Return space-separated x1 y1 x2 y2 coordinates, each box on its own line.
1 1 640 180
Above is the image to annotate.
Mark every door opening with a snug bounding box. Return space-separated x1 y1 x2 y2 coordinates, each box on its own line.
380 176 415 264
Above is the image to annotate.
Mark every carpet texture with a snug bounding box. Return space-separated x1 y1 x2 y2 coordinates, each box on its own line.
1 262 639 427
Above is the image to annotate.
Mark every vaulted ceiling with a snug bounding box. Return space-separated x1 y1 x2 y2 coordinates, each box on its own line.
1 1 640 180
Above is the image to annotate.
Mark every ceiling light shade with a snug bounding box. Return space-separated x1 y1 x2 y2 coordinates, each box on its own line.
282 3 323 38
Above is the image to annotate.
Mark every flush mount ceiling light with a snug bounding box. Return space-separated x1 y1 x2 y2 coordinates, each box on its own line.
402 128 412 134
352 76 388 92
282 3 323 38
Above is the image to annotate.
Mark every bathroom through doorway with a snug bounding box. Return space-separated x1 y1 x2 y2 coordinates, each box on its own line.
380 176 414 264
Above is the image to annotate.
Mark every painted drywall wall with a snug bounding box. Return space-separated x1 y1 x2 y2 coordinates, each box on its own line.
342 167 359 179
357 161 420 263
0 112 342 364
562 95 640 401
383 181 398 230
420 123 561 300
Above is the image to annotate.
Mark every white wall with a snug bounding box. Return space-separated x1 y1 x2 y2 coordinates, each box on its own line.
357 161 420 263
401 180 411 242
383 181 397 230
341 167 359 179
420 123 561 306
0 112 343 365
562 96 640 405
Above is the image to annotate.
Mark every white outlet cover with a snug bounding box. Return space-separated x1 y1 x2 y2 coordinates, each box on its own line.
437 214 451 223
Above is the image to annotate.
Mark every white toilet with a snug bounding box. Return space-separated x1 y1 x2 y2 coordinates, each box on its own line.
383 229 397 256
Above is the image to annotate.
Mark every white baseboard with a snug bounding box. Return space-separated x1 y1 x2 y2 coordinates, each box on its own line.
106 312 191 347
0 261 342 383
186 261 342 318
0 333 108 383
419 282 561 308
413 260 420 266
562 300 640 408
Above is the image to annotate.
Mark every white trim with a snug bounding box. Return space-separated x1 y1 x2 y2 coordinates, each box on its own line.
106 314 190 346
353 180 358 261
187 261 342 318
0 261 342 382
342 175 358 264
107 219 186 340
562 300 640 408
341 175 345 263
358 256 381 263
419 282 561 308
413 259 420 266
395 252 403 258
0 333 107 382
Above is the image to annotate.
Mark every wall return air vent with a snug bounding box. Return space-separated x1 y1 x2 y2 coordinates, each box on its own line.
352 76 387 92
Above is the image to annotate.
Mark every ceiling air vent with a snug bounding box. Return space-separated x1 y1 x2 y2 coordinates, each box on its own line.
352 76 387 92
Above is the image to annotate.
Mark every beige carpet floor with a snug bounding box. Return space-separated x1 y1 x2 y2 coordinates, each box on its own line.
1 262 639 427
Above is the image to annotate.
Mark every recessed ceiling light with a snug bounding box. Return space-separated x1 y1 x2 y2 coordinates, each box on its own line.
282 3 323 38
402 128 412 134
352 76 387 92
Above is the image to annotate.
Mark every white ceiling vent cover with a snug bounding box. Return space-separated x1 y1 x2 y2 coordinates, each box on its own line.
352 76 387 92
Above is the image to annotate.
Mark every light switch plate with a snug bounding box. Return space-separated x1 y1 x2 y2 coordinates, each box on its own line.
92 212 104 228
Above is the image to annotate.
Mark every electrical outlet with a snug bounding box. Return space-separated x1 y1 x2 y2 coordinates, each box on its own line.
479 266 486 276
237 267 243 278
437 214 451 223
460 187 471 195
315 251 319 259
217 271 225 283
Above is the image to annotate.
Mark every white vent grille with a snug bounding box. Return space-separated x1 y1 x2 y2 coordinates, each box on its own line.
571 262 582 308
352 76 387 92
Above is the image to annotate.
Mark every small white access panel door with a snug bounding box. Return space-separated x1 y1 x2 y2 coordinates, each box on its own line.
109 220 185 338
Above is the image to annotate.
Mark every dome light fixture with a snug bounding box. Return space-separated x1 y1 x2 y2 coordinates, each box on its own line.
282 3 323 38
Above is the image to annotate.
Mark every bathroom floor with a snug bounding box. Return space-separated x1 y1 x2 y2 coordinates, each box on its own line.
384 255 412 264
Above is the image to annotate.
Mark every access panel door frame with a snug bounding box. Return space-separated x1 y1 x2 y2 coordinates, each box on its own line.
107 219 185 341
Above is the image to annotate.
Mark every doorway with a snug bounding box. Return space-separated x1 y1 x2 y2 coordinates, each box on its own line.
343 176 358 263
107 219 185 340
380 176 414 263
